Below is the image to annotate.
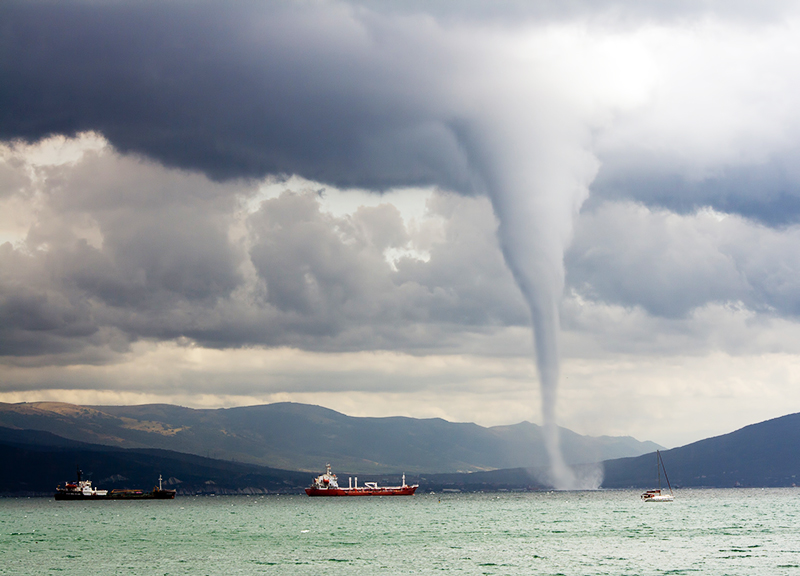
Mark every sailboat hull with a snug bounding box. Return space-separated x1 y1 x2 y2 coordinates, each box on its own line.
643 494 674 502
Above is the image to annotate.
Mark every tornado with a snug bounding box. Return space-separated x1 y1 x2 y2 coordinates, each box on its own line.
466 113 600 489
490 185 577 489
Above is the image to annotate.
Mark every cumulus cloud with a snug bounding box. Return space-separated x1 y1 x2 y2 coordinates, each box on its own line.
0 135 530 364
567 202 800 318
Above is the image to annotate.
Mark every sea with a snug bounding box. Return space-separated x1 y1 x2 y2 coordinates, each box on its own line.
2 488 800 575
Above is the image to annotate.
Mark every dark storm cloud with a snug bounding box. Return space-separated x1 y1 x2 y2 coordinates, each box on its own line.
0 1 471 191
3 0 799 217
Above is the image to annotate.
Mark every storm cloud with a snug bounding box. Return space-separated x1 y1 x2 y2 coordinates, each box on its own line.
1 1 472 189
4 0 800 451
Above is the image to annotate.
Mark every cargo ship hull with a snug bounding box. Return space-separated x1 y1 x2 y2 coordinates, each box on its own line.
305 485 418 496
107 489 176 499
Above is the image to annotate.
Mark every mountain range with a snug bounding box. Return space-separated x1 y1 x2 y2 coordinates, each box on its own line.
0 401 660 473
2 401 798 494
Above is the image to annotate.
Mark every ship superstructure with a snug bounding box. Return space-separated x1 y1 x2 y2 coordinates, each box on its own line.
54 467 109 500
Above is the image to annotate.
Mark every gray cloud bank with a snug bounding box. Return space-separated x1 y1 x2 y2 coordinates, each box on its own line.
1 1 471 190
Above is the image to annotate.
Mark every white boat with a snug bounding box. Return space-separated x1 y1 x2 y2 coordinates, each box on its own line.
641 450 674 502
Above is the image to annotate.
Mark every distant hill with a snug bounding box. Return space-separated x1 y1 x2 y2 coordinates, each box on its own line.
0 401 660 474
0 427 312 495
602 412 800 488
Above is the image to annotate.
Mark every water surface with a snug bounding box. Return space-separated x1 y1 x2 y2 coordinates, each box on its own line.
2 489 799 575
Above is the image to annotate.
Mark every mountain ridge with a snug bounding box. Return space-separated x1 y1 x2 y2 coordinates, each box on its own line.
602 411 800 488
2 409 799 493
0 401 661 473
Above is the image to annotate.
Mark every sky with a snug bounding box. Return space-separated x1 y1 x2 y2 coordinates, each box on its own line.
3 0 800 451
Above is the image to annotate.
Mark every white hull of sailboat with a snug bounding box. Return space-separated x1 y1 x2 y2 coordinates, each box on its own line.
643 494 674 502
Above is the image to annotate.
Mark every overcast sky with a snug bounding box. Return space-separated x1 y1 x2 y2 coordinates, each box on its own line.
3 0 800 448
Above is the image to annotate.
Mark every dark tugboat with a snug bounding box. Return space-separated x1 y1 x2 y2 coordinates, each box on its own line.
55 467 176 500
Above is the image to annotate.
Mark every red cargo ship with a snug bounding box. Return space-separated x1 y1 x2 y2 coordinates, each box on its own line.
305 464 418 496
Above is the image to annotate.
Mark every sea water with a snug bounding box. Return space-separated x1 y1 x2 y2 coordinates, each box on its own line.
2 489 799 575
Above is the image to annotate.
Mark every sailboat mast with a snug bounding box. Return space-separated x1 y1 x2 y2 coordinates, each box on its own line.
658 451 674 495
656 450 661 490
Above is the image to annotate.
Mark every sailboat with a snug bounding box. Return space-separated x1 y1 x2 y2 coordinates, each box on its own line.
641 450 674 502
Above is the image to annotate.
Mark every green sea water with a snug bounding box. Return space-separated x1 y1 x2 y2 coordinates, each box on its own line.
2 489 800 575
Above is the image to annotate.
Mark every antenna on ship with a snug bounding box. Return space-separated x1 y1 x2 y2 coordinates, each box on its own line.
76 465 82 482
159 474 163 491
